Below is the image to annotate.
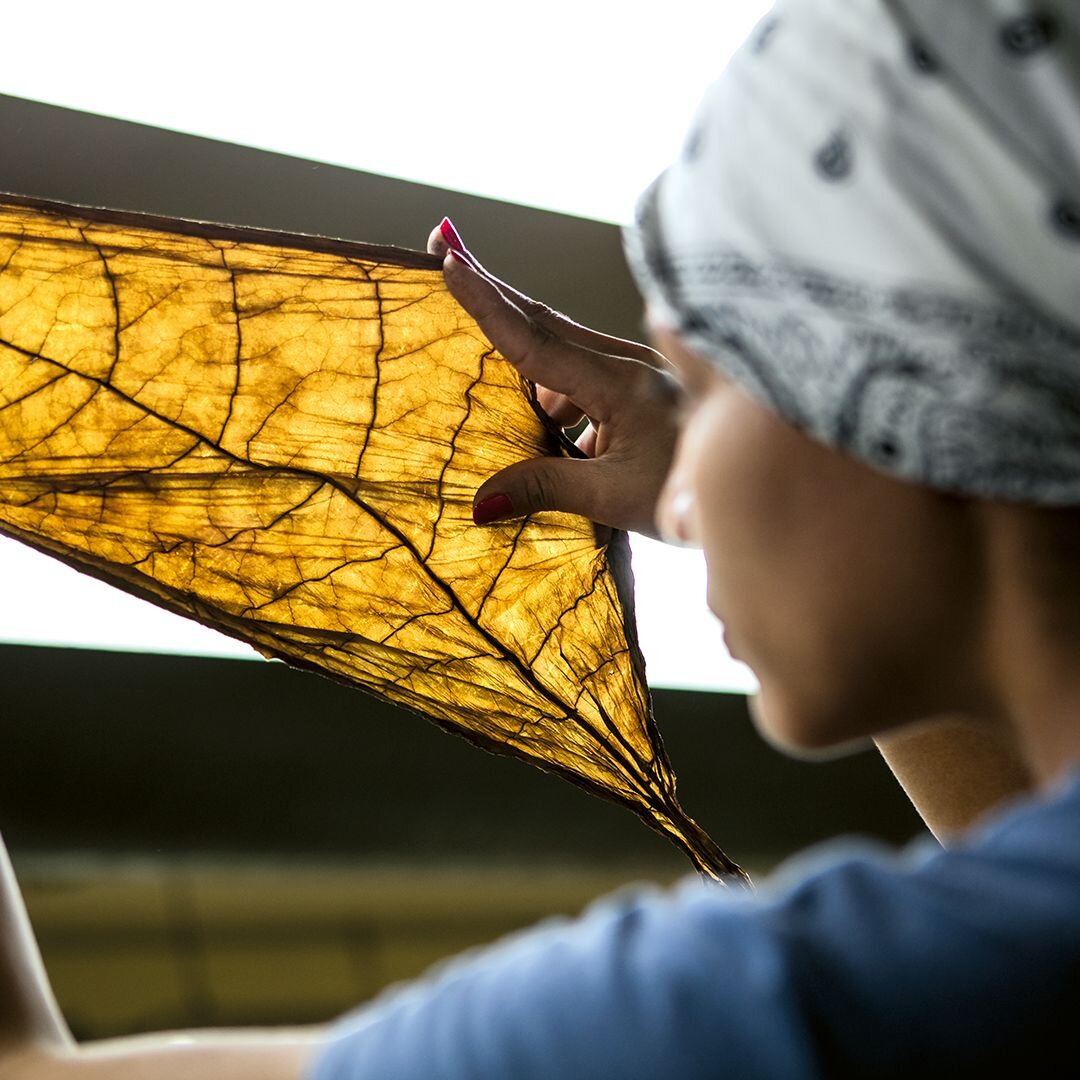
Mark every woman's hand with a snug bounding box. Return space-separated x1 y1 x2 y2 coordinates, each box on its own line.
0 1031 321 1080
428 220 680 537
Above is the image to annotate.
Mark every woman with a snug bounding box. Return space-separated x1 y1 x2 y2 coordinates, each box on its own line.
2 0 1078 1074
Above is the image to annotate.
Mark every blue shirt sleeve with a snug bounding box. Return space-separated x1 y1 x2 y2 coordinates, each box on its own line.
310 776 1080 1079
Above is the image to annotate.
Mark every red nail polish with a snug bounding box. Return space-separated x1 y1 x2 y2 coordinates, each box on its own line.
473 493 513 525
440 216 466 255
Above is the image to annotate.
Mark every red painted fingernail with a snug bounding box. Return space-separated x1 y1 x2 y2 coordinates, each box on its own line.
440 216 466 255
473 493 513 525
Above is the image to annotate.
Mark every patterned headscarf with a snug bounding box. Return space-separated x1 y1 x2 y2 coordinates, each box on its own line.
624 0 1080 505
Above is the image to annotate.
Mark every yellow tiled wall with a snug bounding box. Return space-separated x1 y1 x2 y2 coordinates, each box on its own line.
21 858 686 1039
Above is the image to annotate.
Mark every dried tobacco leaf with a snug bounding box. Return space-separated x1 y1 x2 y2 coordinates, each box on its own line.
0 193 747 884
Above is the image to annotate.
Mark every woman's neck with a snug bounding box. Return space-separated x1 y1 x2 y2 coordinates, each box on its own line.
978 500 1080 790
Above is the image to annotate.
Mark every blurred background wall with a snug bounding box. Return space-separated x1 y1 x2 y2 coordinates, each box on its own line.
0 93 925 1040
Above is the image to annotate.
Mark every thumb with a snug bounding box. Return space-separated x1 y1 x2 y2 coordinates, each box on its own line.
473 456 606 525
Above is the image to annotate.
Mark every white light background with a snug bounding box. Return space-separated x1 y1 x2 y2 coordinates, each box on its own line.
0 1 766 693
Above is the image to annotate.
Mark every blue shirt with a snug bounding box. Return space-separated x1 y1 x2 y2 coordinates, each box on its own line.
311 772 1080 1077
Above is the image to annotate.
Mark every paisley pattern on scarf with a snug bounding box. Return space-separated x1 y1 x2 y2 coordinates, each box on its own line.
626 0 1080 505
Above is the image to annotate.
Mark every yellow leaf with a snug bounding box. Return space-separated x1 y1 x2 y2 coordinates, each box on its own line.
0 194 747 885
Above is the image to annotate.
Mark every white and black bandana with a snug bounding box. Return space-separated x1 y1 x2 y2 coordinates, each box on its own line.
624 0 1080 505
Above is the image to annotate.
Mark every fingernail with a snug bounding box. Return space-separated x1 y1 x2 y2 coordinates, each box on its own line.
440 217 466 255
473 493 513 525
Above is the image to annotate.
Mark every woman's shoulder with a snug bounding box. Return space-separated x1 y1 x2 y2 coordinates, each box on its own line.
966 764 1080 850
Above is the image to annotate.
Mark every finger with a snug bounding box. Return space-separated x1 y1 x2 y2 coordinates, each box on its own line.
472 261 666 366
493 285 668 369
473 456 658 535
428 220 482 271
426 221 667 368
536 386 586 428
474 270 665 367
473 456 605 525
444 251 626 419
576 423 598 457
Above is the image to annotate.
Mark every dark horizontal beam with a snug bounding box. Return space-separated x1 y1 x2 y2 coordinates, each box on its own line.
0 643 923 866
